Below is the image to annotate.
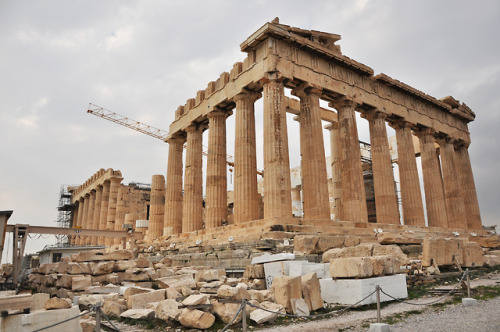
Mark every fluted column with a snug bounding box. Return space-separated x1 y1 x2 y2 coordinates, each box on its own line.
164 135 185 235
391 120 425 226
75 198 85 245
325 122 343 221
98 180 110 245
455 142 482 230
91 186 103 245
362 110 400 224
291 186 302 217
205 110 229 229
262 76 292 219
437 137 468 229
415 128 448 228
149 174 165 240
71 202 79 245
106 177 122 246
85 191 96 245
331 98 368 222
182 124 204 232
292 83 330 220
114 186 127 244
80 194 90 245
233 91 261 223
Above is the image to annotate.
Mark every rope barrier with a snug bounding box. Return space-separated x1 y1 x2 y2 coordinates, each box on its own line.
32 305 96 332
220 300 245 332
100 308 122 332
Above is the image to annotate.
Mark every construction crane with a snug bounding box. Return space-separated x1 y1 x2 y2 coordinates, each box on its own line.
87 103 264 176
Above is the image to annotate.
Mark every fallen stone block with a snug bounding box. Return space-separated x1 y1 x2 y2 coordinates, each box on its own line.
322 243 375 262
102 301 126 317
271 275 302 313
293 235 319 255
45 297 71 310
1 305 81 331
120 308 155 320
249 301 285 324
217 284 250 300
31 293 50 311
264 261 290 288
178 308 215 329
422 238 465 267
113 260 137 272
155 299 180 321
130 289 165 309
468 235 500 248
484 255 500 267
89 261 115 276
251 253 295 264
212 301 242 325
80 318 96 332
330 257 373 278
86 284 121 294
249 289 273 303
181 294 208 306
301 273 323 311
72 275 92 291
135 258 151 268
462 242 485 267
243 264 265 279
156 274 196 290
291 298 309 316
194 268 225 283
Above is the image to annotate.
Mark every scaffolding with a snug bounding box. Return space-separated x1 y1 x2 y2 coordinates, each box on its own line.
55 185 74 247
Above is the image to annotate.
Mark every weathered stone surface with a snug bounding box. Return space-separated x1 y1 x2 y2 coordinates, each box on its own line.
56 262 69 274
56 274 76 288
484 255 500 267
316 236 346 252
156 268 175 278
250 278 267 290
114 260 137 271
79 294 119 308
372 245 409 266
243 264 265 279
165 288 182 300
301 273 323 311
42 274 57 287
72 250 105 262
102 300 126 317
250 301 285 324
293 235 319 255
330 257 373 278
291 298 309 316
155 299 181 321
135 258 151 268
31 293 50 311
86 284 121 294
422 238 465 266
469 236 500 248
217 283 250 300
249 289 273 303
67 262 85 275
101 249 134 261
322 243 375 262
89 261 115 276
120 308 155 320
39 263 58 274
271 276 302 313
377 233 423 245
462 242 485 267
45 297 71 310
56 288 74 299
178 308 215 329
92 273 119 285
182 294 208 306
123 286 154 303
130 289 165 309
251 253 295 264
212 301 242 325
156 274 196 289
72 275 92 291
80 318 96 332
194 268 225 282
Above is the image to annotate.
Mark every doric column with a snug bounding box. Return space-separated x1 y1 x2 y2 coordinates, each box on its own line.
75 197 85 245
325 122 343 221
148 174 165 240
292 83 330 220
106 177 122 246
164 135 185 235
233 91 261 223
437 137 468 229
205 110 229 229
114 186 127 244
291 186 302 217
81 193 91 244
182 124 204 232
391 120 425 226
262 75 292 219
414 128 448 228
455 142 482 230
362 110 400 224
98 180 110 245
71 202 79 245
330 98 368 222
91 186 103 245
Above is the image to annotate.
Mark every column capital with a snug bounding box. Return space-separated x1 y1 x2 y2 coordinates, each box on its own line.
454 139 470 149
435 134 456 146
185 123 206 133
207 108 232 120
360 109 387 121
260 72 286 85
109 176 123 184
166 133 186 145
387 119 414 131
413 126 436 138
291 82 322 99
233 90 261 103
329 96 357 110
324 121 339 130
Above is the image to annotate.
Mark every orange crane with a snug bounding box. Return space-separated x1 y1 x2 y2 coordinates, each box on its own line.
87 103 263 176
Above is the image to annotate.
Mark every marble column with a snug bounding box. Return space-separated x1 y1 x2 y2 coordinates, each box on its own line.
182 124 204 232
262 76 292 219
71 202 79 245
86 190 96 245
325 122 343 221
292 84 330 220
164 135 185 236
392 120 425 226
331 98 368 222
114 186 127 244
149 174 165 240
106 177 122 246
233 91 261 223
98 180 110 245
437 137 468 229
362 110 400 224
80 194 90 245
91 186 103 245
455 142 482 230
291 186 302 217
205 110 228 229
75 198 85 245
415 128 448 228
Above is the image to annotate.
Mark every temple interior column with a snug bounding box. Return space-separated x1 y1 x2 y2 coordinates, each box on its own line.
391 120 425 226
205 110 229 229
455 143 482 230
92 186 103 245
106 177 122 246
149 174 165 240
262 75 292 219
164 135 185 236
438 137 468 229
363 110 400 224
415 128 448 228
325 122 343 221
182 124 204 232
331 98 368 222
233 91 261 223
291 186 302 217
98 180 110 245
292 84 330 220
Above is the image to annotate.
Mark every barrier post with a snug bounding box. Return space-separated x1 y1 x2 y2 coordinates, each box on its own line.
376 285 381 323
466 269 471 298
242 299 247 332
95 302 101 332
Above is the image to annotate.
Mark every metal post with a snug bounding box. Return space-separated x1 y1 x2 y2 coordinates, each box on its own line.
95 302 101 332
466 269 471 298
242 299 247 332
376 285 381 323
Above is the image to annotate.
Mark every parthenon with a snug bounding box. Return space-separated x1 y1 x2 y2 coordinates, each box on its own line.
69 19 483 248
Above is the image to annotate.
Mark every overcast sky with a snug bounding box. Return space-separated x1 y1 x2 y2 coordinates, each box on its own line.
1 1 499 261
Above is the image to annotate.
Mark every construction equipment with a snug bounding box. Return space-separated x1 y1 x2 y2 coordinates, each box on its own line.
87 103 263 176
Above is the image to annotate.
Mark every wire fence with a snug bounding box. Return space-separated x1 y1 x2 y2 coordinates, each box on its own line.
32 270 474 332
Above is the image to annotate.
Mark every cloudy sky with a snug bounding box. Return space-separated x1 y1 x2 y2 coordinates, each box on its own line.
1 1 499 261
